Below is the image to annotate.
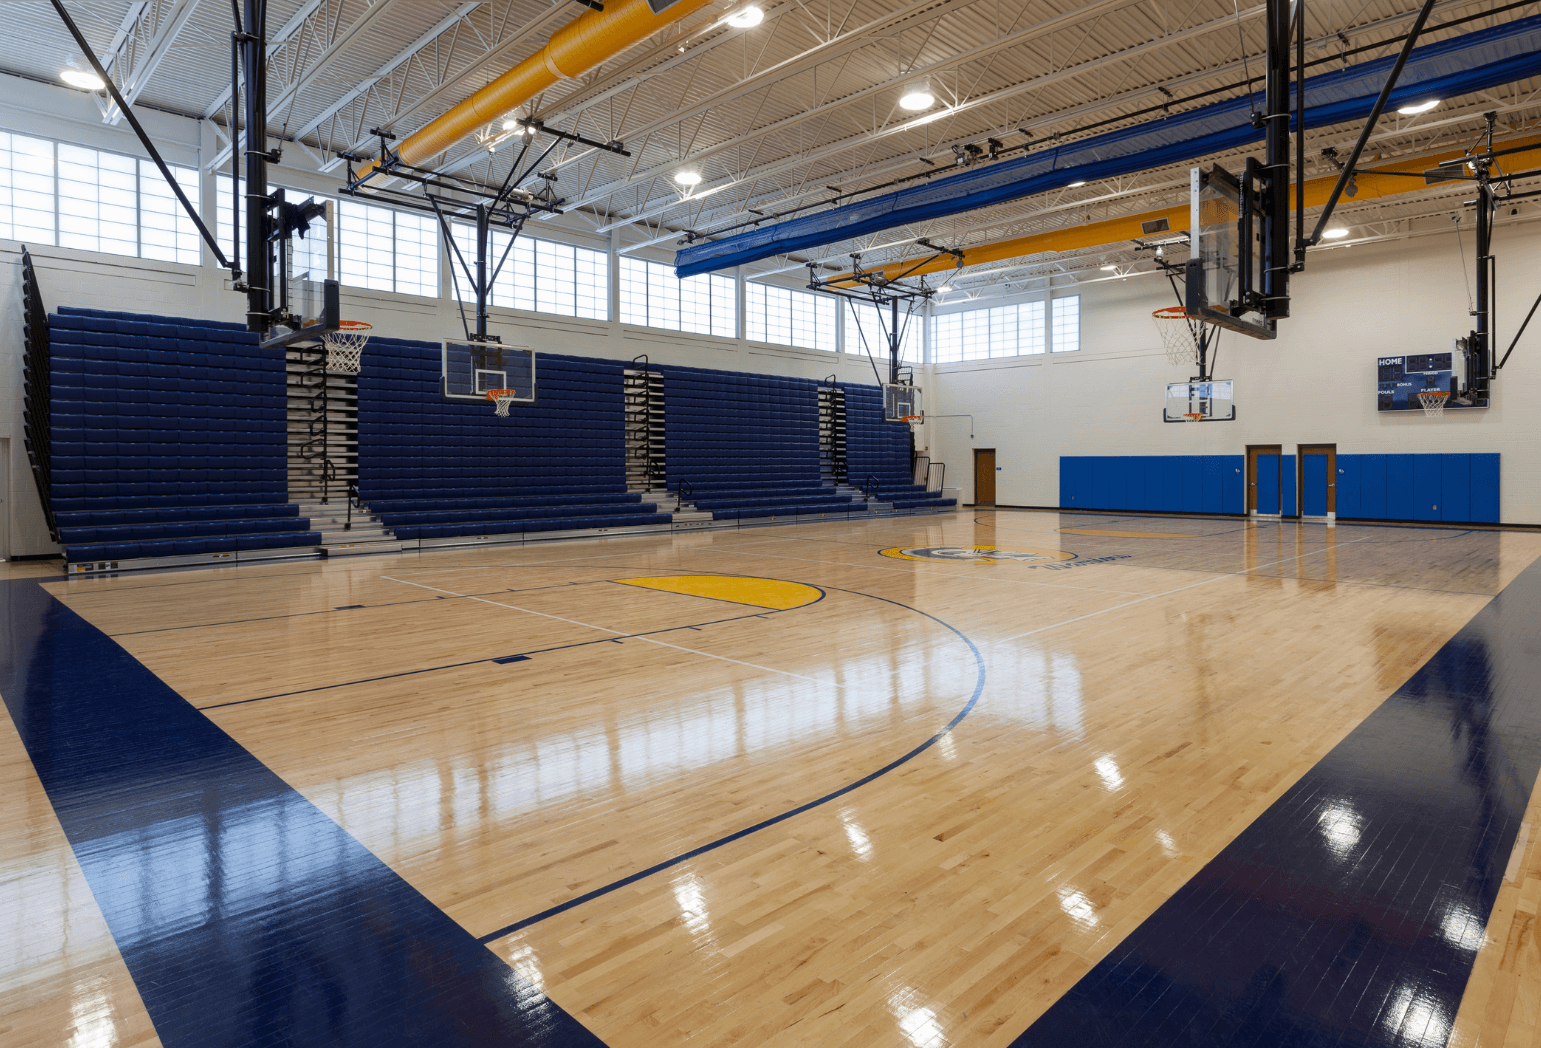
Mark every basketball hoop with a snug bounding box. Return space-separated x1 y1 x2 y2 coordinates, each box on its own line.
1418 390 1449 418
323 320 371 374
1153 306 1200 367
486 388 520 417
899 414 923 426
1183 412 1204 423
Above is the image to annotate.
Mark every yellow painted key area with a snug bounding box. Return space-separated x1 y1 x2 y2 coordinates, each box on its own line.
613 574 824 609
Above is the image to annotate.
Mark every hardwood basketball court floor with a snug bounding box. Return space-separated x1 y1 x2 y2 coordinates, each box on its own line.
6 509 1541 1048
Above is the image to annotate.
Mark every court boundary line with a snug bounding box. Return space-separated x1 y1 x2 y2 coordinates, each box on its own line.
469 585 987 944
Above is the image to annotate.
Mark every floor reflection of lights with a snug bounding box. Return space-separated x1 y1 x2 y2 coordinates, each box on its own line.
1316 801 1363 858
1383 982 1450 1047
1093 756 1124 792
1057 887 1099 930
672 874 713 944
889 987 948 1048
842 810 874 861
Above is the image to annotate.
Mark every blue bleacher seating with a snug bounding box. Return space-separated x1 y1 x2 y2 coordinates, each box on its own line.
47 308 319 562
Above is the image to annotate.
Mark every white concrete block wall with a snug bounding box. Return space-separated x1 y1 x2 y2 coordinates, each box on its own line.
925 222 1541 524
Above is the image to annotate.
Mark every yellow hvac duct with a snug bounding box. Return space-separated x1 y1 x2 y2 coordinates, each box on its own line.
357 0 722 181
847 136 1541 285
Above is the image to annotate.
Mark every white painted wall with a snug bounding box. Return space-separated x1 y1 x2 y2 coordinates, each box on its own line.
925 220 1541 524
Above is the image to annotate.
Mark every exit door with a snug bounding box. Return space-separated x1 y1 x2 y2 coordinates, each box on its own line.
1299 444 1337 519
1247 445 1282 515
974 449 996 506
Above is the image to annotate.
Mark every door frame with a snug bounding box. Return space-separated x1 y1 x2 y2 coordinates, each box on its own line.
1297 444 1337 520
1245 445 1282 515
972 448 997 506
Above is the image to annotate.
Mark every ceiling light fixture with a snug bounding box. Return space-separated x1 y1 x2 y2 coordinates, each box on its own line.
1067 180 1087 188
934 284 951 293
1397 99 1439 115
899 84 935 111
727 6 763 27
673 169 703 186
1100 264 1117 271
1323 227 1350 239
61 69 105 91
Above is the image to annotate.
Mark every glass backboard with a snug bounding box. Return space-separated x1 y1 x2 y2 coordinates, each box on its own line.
1164 380 1235 422
443 341 536 403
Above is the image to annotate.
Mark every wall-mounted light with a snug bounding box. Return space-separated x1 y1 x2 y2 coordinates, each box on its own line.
899 83 935 111
674 169 703 186
1396 99 1439 115
61 68 105 91
727 6 763 27
1322 227 1349 239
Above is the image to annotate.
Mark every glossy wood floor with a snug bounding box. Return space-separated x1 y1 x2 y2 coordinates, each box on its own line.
7 509 1541 1048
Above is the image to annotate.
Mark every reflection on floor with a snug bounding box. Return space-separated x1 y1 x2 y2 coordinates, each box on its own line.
4 510 1540 1048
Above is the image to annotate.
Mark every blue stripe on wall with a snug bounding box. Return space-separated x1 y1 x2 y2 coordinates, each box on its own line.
1011 552 1541 1047
0 579 607 1048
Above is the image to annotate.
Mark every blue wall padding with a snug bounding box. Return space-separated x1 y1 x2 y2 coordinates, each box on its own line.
1059 456 1244 514
1337 453 1498 523
677 17 1541 276
1061 454 1501 522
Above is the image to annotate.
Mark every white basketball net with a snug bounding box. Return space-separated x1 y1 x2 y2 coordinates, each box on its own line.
1418 391 1448 419
492 395 517 417
324 322 371 374
1153 308 1200 367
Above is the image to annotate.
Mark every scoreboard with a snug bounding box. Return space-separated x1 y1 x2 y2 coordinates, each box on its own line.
1376 352 1488 411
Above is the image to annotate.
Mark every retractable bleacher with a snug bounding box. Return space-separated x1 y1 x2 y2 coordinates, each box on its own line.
359 341 671 542
49 308 319 572
845 385 956 510
660 365 870 522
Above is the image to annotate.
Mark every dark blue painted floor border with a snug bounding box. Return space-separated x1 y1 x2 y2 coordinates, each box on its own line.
0 578 607 1048
1011 556 1541 1048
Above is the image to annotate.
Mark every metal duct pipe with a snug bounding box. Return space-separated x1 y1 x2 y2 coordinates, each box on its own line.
842 135 1541 285
357 0 719 181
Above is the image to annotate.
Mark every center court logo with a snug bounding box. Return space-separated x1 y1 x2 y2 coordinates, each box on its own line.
879 546 1077 564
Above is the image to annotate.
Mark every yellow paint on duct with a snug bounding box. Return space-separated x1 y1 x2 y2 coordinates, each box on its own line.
357 0 721 180
613 575 824 609
845 136 1541 284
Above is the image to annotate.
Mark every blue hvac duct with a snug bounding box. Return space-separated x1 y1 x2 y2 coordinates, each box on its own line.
676 15 1541 278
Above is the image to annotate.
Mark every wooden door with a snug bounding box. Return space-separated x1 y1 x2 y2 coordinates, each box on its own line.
974 449 996 505
1246 445 1282 514
1299 444 1337 517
